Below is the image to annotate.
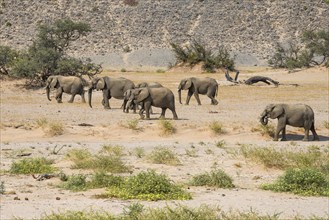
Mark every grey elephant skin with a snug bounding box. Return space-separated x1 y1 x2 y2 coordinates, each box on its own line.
260 104 319 141
46 75 86 103
135 82 163 88
88 76 135 110
178 77 218 105
127 87 178 120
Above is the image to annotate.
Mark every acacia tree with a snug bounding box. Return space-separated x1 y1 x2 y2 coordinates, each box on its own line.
0 45 18 75
268 30 329 69
11 18 101 85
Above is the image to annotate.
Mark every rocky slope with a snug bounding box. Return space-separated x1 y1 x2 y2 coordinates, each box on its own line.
1 0 328 68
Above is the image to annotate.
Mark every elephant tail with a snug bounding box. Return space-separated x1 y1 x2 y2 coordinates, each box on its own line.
215 84 218 97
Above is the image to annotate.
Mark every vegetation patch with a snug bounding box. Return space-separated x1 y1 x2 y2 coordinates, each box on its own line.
262 168 329 196
324 121 329 130
251 124 275 138
170 40 235 72
240 145 329 172
209 121 225 135
41 204 291 220
121 119 141 131
189 169 235 188
158 119 176 136
9 157 57 174
147 147 181 166
104 170 192 201
66 148 130 173
132 147 145 158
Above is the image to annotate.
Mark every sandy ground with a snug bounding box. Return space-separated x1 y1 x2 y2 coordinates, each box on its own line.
0 67 329 219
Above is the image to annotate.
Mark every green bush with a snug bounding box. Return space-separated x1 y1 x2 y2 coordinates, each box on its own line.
60 174 87 192
262 168 329 196
190 169 235 188
105 170 192 201
88 172 124 189
209 121 225 135
9 157 56 174
0 181 5 194
147 147 181 166
268 30 329 69
0 45 18 76
170 40 235 72
66 149 130 173
240 145 329 173
159 119 176 136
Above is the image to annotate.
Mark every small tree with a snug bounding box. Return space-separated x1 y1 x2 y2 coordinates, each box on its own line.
11 18 98 86
170 40 235 72
268 30 329 69
0 45 18 76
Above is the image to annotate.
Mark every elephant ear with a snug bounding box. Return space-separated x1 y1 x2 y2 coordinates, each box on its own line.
183 78 192 90
96 78 105 90
270 104 284 119
50 77 59 89
136 88 149 103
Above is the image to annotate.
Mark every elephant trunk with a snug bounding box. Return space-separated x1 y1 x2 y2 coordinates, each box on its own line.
260 111 269 125
88 88 93 108
178 89 182 104
46 86 51 101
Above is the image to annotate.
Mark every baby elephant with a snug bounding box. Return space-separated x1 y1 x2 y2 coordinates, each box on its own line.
127 87 178 120
260 103 319 141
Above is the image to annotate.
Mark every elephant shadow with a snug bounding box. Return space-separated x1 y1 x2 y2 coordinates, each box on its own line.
284 134 329 142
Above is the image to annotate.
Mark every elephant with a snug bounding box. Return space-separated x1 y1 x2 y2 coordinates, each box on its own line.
45 75 87 103
178 77 218 105
135 82 163 88
127 87 178 120
260 104 319 141
123 89 137 113
88 76 135 110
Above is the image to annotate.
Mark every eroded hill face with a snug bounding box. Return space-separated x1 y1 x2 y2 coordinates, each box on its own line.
1 0 328 67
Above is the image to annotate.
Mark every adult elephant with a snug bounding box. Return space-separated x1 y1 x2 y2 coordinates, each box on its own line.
260 104 319 141
127 87 178 120
45 75 86 103
178 77 218 105
88 76 135 110
135 82 163 88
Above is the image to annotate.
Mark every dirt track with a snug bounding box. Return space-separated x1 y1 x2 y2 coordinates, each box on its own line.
0 67 328 219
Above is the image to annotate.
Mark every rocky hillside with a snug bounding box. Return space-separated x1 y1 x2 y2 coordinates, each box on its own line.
1 0 328 68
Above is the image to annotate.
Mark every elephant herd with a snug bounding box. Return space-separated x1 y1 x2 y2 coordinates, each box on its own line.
45 75 319 142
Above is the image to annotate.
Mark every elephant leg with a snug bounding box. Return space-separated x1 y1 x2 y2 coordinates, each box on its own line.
56 87 63 103
160 108 166 119
193 92 202 105
171 108 178 120
185 90 193 105
144 102 152 119
122 100 127 112
310 123 319 141
302 127 310 141
102 90 110 109
81 92 86 103
68 94 76 103
138 106 145 119
207 91 218 105
281 127 287 141
274 119 285 141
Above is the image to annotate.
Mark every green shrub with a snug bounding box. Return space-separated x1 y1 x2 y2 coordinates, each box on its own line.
99 145 124 157
60 174 87 192
324 121 329 129
88 172 124 189
209 121 224 135
133 147 145 158
262 168 329 196
240 145 329 172
268 30 329 69
251 124 275 138
122 202 144 219
170 40 235 72
9 157 56 174
41 210 115 220
0 45 18 76
105 170 192 201
46 121 65 136
190 169 235 188
66 149 130 173
159 119 176 136
147 147 181 166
